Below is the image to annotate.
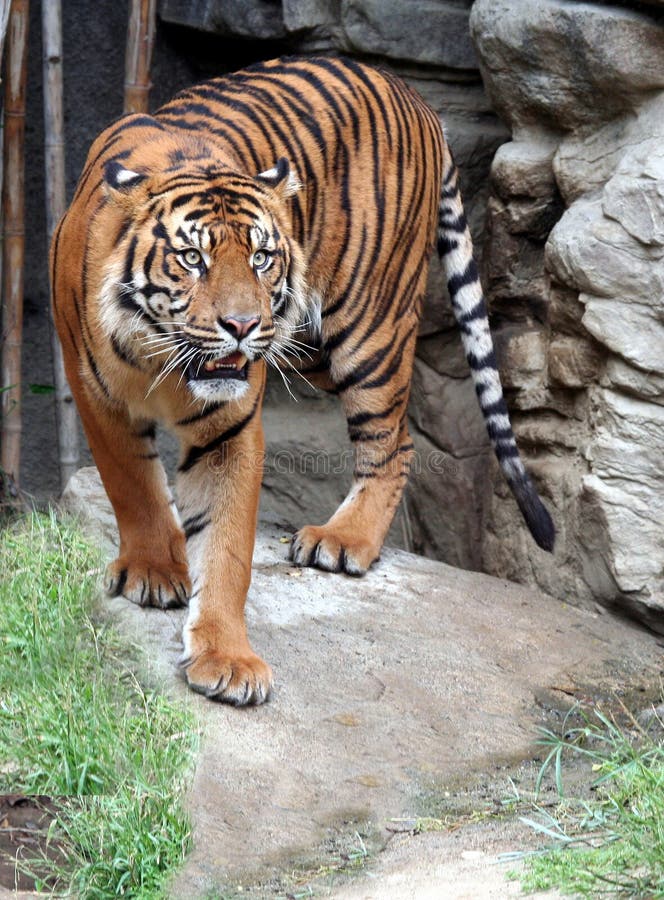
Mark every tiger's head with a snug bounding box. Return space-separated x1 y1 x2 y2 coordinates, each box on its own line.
99 152 308 403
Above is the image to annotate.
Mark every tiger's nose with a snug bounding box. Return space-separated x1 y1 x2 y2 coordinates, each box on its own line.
220 315 261 339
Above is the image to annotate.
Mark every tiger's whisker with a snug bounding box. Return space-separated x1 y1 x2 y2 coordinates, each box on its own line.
262 349 297 402
268 345 317 392
146 344 197 396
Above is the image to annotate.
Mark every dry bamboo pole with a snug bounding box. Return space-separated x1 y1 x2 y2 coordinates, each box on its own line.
0 0 29 490
43 0 78 489
124 0 156 114
0 0 12 331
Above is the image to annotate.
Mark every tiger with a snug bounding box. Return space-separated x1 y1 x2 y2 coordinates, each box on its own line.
52 55 554 706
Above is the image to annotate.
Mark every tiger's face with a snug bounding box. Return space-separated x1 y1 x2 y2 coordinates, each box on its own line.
100 156 307 402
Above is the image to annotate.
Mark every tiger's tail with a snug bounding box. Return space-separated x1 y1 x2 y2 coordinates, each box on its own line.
436 160 555 552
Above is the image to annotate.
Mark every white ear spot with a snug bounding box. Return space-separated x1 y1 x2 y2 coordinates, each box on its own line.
116 168 142 185
104 160 147 191
259 166 279 180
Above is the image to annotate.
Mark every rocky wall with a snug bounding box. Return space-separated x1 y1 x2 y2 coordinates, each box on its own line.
470 0 664 629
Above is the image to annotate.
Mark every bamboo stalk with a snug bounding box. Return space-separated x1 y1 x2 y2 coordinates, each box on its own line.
0 0 12 324
1 0 29 490
124 0 156 114
42 0 78 490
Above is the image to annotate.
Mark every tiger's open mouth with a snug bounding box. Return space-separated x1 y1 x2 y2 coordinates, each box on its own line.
187 351 249 382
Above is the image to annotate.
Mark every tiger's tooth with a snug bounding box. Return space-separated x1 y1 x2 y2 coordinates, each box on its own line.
235 353 247 369
204 360 217 371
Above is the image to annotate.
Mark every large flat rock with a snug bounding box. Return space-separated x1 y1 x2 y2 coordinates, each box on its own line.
62 468 662 897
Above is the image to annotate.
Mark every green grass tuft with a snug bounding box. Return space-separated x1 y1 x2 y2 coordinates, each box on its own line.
0 511 198 897
518 702 664 898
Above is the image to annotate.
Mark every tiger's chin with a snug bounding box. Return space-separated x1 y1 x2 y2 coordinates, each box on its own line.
187 375 251 403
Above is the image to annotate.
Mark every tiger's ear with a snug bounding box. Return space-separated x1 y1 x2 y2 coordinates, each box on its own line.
103 160 149 207
256 157 301 199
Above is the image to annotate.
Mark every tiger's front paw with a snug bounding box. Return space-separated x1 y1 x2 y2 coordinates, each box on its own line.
104 557 190 609
290 525 378 576
181 643 273 706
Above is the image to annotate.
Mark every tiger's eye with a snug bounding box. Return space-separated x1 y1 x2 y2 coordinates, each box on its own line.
183 248 202 267
252 249 271 270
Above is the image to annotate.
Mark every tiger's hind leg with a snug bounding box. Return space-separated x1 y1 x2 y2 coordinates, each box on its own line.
290 322 418 575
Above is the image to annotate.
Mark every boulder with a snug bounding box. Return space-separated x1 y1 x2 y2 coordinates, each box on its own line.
261 395 351 534
581 296 664 376
494 327 548 391
580 475 664 617
548 336 603 389
546 190 664 376
406 426 491 571
455 0 664 628
602 142 664 247
410 359 489 458
160 0 286 39
470 0 664 130
341 0 477 69
553 93 664 203
590 389 664 494
605 357 664 405
546 198 664 302
492 138 556 193
282 0 339 33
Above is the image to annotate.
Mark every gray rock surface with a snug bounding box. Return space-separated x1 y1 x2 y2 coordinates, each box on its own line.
471 0 664 629
160 0 287 40
342 0 477 69
62 467 663 897
470 0 664 130
160 0 479 69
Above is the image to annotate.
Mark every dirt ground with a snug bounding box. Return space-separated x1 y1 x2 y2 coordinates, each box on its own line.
0 796 62 895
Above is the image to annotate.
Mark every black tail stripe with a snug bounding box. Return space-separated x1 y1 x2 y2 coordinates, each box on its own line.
447 259 480 296
439 214 468 233
478 398 510 417
467 348 499 371
437 236 459 255
495 444 520 459
486 422 516 441
456 300 487 325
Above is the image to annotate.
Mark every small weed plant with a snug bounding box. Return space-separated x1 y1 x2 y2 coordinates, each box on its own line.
516 701 664 897
0 511 198 898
